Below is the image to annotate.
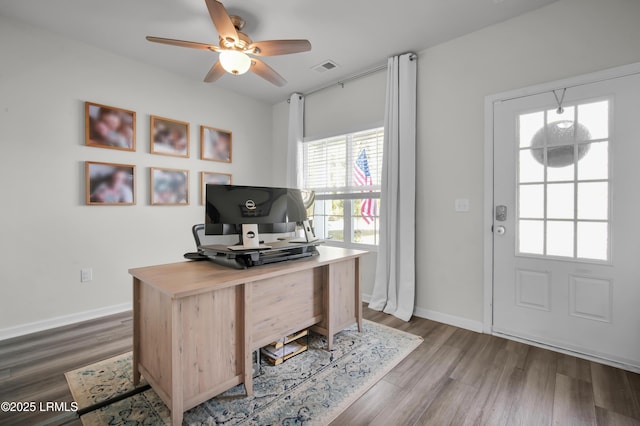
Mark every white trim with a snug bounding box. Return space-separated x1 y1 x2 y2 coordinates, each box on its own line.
362 293 483 333
483 94 495 333
413 306 484 333
483 61 640 337
0 302 132 341
488 62 640 104
323 240 378 252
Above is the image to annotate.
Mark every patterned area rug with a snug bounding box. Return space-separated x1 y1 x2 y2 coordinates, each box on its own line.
65 320 422 425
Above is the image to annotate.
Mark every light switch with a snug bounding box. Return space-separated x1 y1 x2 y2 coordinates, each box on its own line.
81 268 93 283
455 198 470 212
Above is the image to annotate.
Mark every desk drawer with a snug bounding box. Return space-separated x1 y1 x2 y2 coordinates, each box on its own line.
250 268 323 348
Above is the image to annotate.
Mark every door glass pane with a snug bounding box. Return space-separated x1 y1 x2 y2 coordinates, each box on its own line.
519 184 544 218
578 101 609 141
577 182 608 220
577 222 608 260
547 183 574 219
519 220 544 255
519 149 544 183
578 141 608 181
519 112 544 148
547 150 574 182
547 221 574 257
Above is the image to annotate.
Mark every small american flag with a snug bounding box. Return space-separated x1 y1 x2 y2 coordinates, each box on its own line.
353 148 378 224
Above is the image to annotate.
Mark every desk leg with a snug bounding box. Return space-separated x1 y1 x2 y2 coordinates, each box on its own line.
171 410 183 426
355 258 363 333
170 300 184 426
132 278 141 385
325 266 334 351
243 283 253 396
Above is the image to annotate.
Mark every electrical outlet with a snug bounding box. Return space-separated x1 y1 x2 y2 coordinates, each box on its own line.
81 268 93 283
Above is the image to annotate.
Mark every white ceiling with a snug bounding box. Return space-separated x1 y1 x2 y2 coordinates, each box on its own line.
0 0 557 104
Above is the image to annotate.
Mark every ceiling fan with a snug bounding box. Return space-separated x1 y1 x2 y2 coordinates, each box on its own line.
146 0 311 87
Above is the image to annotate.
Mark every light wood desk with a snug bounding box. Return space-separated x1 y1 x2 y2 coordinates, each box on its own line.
129 246 365 425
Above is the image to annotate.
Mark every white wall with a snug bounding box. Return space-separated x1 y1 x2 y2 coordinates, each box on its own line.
0 16 273 333
304 70 387 140
272 100 289 187
417 0 640 324
272 0 640 326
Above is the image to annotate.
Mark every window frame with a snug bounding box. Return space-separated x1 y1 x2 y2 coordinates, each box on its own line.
302 126 384 251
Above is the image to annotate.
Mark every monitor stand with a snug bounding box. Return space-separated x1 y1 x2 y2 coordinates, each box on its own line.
227 224 272 251
291 220 320 243
227 244 272 251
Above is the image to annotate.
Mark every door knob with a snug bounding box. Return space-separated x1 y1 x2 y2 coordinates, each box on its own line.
495 225 506 235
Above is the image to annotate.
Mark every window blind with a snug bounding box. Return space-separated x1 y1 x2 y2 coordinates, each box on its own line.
303 128 384 194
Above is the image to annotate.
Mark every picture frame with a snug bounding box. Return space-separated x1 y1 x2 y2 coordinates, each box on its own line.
85 102 136 151
150 116 190 158
201 172 232 204
200 126 232 163
86 161 136 205
150 167 189 205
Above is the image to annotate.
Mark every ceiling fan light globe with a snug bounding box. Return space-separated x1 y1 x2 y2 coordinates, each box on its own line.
219 50 251 75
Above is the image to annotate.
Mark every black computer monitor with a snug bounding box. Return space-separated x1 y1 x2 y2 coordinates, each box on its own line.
205 184 308 236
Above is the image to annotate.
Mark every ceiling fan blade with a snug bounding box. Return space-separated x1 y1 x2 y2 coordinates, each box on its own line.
204 61 225 82
247 40 311 56
205 0 238 45
250 58 287 87
146 36 216 51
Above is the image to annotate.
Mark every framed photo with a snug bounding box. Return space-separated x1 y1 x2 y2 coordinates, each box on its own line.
85 102 136 151
201 172 232 204
201 126 232 163
151 168 189 205
86 161 135 205
151 116 190 158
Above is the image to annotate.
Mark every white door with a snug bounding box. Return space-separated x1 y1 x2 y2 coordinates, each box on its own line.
492 70 640 370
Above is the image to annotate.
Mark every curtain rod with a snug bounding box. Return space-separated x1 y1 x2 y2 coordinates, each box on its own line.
303 63 387 97
289 53 417 101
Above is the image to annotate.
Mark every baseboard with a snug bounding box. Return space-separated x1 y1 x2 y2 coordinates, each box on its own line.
412 307 484 333
0 302 132 341
362 294 484 333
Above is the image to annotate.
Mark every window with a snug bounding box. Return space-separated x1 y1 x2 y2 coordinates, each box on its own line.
302 127 383 248
517 100 610 261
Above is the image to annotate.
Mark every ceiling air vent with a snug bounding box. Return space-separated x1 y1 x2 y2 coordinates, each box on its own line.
312 60 339 73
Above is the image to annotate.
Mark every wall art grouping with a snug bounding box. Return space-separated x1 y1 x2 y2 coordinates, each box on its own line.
83 101 232 206
84 102 232 160
85 162 230 206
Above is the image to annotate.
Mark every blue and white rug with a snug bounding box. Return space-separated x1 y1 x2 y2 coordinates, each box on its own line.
66 320 423 425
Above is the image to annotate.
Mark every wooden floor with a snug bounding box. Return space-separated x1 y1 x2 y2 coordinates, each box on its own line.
1 307 639 426
334 309 640 426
